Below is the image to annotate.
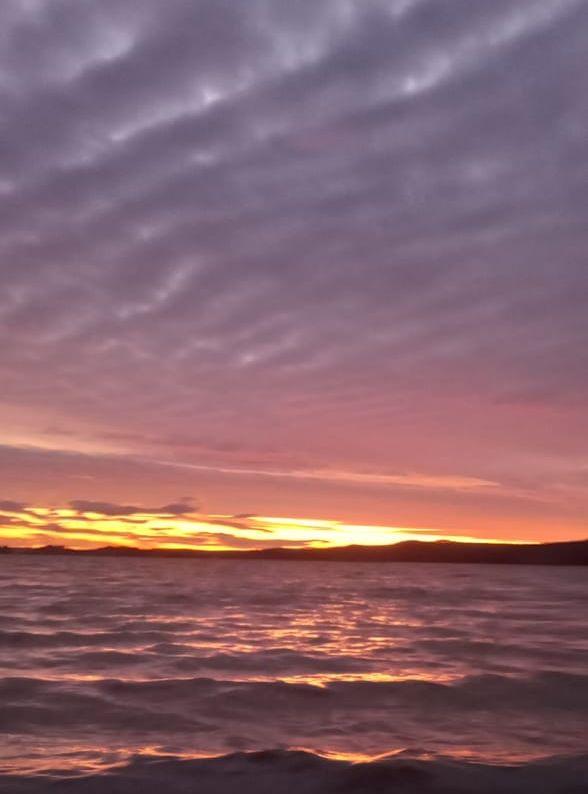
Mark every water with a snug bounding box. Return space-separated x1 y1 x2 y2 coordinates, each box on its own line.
0 556 587 792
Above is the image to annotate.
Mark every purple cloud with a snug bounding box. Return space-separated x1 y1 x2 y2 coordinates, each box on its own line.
0 1 587 542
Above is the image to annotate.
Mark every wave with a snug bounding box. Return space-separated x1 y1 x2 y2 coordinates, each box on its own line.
1 671 587 735
2 559 587 782
1 749 587 793
0 628 169 648
103 669 588 710
171 649 369 674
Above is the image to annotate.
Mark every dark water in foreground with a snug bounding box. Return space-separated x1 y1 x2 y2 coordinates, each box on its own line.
0 556 586 792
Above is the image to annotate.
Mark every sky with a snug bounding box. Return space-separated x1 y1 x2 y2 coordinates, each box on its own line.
1 0 587 550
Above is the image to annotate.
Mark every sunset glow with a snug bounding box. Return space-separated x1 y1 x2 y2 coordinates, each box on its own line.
0 0 587 552
0 501 524 551
1 4 587 792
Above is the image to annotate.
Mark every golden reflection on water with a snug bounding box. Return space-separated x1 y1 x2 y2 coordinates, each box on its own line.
3 556 586 776
279 670 454 687
292 746 408 764
0 739 551 778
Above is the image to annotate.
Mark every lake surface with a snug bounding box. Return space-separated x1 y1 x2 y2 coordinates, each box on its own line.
0 556 587 792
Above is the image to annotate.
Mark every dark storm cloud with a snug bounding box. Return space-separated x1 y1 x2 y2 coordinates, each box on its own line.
0 0 587 537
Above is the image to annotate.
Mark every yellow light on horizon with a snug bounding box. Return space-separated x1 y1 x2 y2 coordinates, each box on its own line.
0 503 530 550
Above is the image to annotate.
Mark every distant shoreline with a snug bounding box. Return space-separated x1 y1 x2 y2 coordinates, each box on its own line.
1 538 587 565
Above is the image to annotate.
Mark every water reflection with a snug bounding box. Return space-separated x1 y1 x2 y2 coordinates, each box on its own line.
0 557 587 773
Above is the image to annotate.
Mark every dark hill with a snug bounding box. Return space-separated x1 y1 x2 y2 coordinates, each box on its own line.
2 539 587 565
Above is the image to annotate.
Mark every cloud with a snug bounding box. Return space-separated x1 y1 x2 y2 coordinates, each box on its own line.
68 499 196 517
1 439 587 544
154 460 498 492
0 494 520 550
0 2 587 541
0 500 27 512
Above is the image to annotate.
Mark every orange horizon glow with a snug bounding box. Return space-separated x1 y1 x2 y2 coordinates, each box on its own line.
0 502 531 551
